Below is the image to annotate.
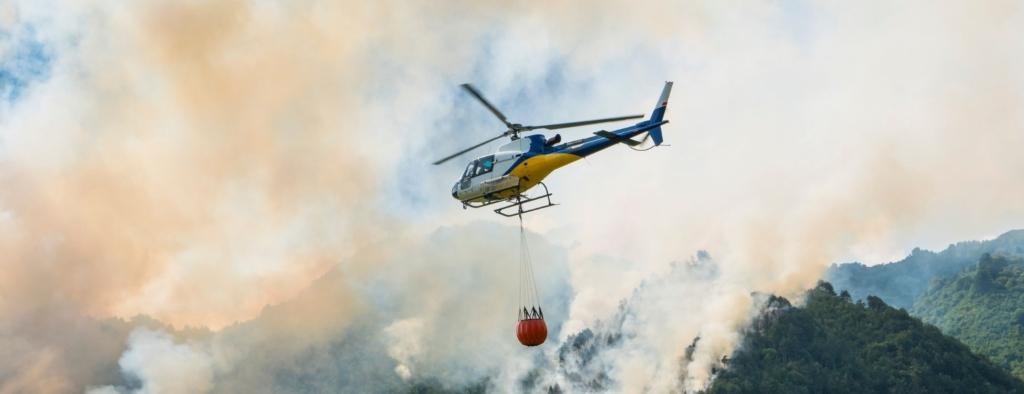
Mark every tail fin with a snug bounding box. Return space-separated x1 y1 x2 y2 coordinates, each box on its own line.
648 81 673 145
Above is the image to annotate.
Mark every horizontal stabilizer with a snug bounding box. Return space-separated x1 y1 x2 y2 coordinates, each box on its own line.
594 130 642 146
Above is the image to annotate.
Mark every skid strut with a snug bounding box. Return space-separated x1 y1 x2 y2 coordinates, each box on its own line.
494 182 557 218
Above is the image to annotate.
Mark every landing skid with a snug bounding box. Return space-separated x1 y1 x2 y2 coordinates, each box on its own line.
461 182 558 218
494 182 557 217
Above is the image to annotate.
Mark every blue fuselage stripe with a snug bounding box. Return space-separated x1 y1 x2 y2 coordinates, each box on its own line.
499 120 664 176
553 120 663 157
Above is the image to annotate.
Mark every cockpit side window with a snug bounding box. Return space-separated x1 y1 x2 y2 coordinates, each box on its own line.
464 156 495 178
471 155 491 176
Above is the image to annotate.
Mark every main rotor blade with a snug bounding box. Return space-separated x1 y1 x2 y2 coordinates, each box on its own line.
461 84 512 128
524 114 644 131
432 133 507 165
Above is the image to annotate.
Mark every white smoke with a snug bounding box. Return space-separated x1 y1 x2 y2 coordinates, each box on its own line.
385 318 426 381
87 329 215 394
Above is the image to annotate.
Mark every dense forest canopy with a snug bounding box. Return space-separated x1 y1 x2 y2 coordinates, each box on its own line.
912 254 1024 380
707 282 1024 394
825 230 1024 382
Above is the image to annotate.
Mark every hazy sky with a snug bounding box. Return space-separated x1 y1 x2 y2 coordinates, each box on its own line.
2 1 1023 393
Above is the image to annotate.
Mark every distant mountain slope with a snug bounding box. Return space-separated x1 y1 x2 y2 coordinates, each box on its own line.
707 283 1024 394
911 254 1024 380
825 229 1024 309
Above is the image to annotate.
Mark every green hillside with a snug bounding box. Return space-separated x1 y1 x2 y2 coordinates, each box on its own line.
825 229 1024 310
707 282 1024 394
911 254 1024 380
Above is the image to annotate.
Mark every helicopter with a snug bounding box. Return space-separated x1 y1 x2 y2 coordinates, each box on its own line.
434 82 673 217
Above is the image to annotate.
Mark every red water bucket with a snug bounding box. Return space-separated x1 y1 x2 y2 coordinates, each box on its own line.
516 318 548 347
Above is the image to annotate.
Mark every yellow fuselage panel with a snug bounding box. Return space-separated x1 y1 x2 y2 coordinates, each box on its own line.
509 153 581 193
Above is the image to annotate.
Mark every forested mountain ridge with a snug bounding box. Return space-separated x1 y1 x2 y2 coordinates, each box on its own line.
405 232 1024 393
706 282 1024 394
825 229 1024 309
911 254 1024 380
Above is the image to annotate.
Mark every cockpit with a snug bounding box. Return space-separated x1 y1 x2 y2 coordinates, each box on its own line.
462 155 495 180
